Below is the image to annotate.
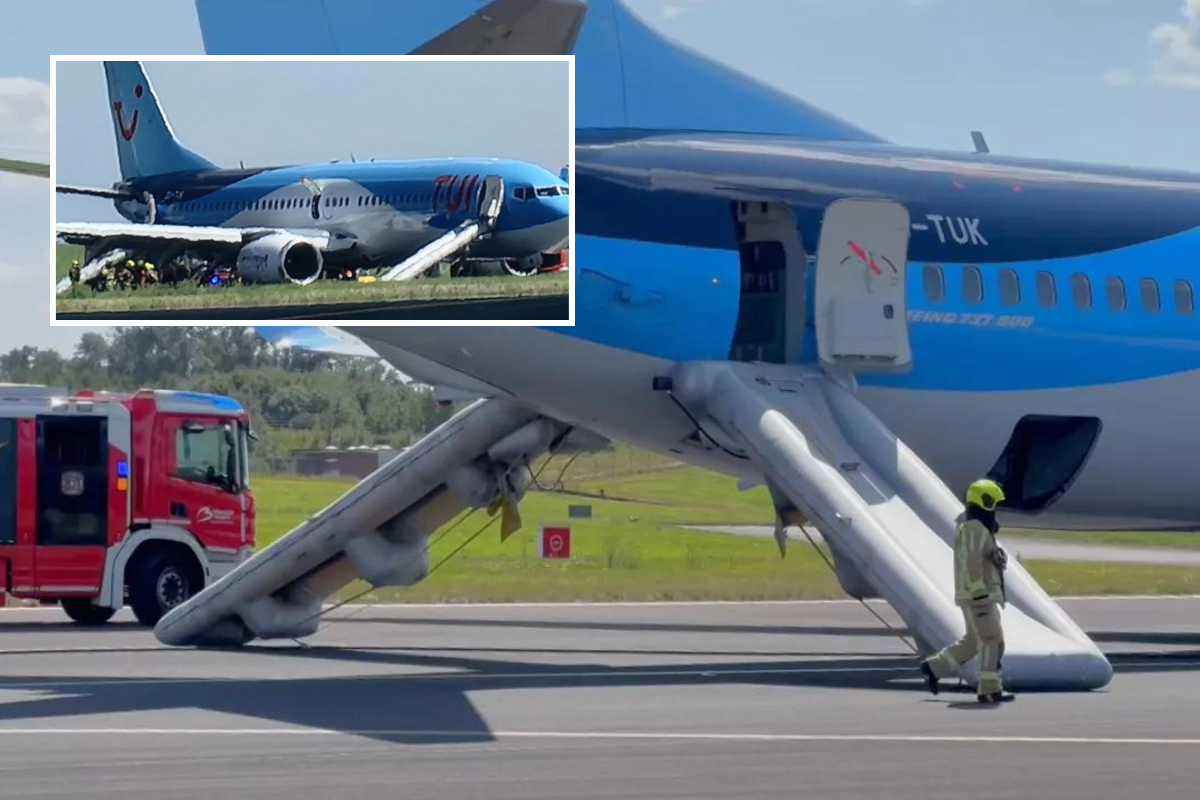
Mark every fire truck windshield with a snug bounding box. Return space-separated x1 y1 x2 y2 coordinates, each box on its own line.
176 421 242 493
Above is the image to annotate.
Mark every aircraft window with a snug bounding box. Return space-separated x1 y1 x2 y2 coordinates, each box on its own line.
562 187 569 195
1036 271 1056 308
961 266 983 304
1070 273 1091 309
536 187 560 197
1106 276 1126 311
1175 280 1194 315
922 264 944 302
999 270 1020 306
1140 278 1161 314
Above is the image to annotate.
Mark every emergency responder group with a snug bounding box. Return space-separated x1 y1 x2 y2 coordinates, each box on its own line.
920 478 1015 705
69 258 160 292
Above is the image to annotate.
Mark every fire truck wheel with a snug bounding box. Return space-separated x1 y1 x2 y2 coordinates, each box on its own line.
60 598 117 626
129 550 197 626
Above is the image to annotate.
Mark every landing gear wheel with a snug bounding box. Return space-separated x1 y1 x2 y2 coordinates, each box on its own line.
129 551 197 626
61 598 117 626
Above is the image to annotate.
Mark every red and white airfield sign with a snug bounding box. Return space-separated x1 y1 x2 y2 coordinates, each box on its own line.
538 526 571 559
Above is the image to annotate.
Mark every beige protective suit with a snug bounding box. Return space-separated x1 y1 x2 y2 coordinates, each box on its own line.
924 514 1006 696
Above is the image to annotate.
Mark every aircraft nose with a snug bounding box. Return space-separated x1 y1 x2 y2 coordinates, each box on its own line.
547 196 570 245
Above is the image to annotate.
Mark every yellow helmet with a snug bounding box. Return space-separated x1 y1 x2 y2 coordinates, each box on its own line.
71 260 80 266
126 260 136 267
966 479 1005 511
144 262 155 270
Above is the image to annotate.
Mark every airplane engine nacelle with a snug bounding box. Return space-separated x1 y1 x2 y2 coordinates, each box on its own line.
236 233 323 285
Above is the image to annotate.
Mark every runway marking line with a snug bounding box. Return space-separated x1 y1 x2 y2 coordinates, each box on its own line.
0 729 1197 746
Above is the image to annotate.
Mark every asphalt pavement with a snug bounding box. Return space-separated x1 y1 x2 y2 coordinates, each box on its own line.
0 598 1197 799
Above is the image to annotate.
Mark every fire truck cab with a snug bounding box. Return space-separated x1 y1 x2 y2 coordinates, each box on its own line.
0 384 255 625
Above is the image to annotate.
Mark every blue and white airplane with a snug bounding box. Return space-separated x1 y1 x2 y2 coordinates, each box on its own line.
158 0 1200 689
55 61 570 287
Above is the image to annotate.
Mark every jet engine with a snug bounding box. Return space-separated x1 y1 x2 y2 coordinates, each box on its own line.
236 233 323 285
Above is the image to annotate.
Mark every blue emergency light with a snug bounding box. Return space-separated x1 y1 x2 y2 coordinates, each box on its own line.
116 461 129 478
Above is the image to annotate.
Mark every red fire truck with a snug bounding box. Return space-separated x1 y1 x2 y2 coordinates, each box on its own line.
0 384 255 626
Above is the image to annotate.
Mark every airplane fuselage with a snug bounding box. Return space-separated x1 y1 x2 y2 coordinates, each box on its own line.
344 135 1200 531
114 158 570 265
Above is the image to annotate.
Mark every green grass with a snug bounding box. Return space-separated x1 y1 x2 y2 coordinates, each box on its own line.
57 272 568 314
0 157 48 179
55 244 567 313
246 471 1200 603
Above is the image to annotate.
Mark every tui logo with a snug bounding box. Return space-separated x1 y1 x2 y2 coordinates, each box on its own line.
113 84 144 142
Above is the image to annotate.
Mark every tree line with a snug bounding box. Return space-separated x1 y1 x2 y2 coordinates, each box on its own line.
0 327 453 473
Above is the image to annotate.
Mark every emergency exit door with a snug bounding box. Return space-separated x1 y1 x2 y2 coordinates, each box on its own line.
814 199 912 372
478 175 505 228
34 416 108 593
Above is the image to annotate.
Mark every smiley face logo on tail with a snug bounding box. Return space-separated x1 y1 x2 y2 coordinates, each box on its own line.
113 84 143 142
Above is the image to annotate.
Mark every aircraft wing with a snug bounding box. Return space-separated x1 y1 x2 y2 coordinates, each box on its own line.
255 325 505 402
411 0 585 55
55 221 331 250
56 184 135 200
0 158 48 179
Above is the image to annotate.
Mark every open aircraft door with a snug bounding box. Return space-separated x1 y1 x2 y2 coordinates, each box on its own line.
478 175 504 230
814 199 912 373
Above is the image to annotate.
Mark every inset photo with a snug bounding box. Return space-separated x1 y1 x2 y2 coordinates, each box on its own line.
52 57 572 323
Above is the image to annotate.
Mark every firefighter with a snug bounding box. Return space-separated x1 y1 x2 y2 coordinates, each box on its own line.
920 478 1014 704
115 259 135 290
68 259 81 285
142 260 158 286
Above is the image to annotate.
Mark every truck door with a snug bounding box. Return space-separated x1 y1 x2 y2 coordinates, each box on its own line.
164 416 244 553
34 415 108 594
0 418 17 585
814 199 913 373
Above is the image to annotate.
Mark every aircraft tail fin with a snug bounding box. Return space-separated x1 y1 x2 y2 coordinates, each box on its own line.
193 0 881 142
103 61 216 180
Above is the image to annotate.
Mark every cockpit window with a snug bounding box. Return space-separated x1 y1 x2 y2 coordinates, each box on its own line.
536 186 562 197
513 187 531 201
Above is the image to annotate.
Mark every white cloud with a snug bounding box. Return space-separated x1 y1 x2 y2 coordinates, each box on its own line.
1148 0 1200 89
1101 67 1136 88
0 77 50 158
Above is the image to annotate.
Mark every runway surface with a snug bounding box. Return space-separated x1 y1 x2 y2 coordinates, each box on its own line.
0 598 1198 799
690 524 1200 566
56 294 569 321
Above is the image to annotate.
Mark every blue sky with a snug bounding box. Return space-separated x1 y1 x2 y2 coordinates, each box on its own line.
3 0 1199 353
